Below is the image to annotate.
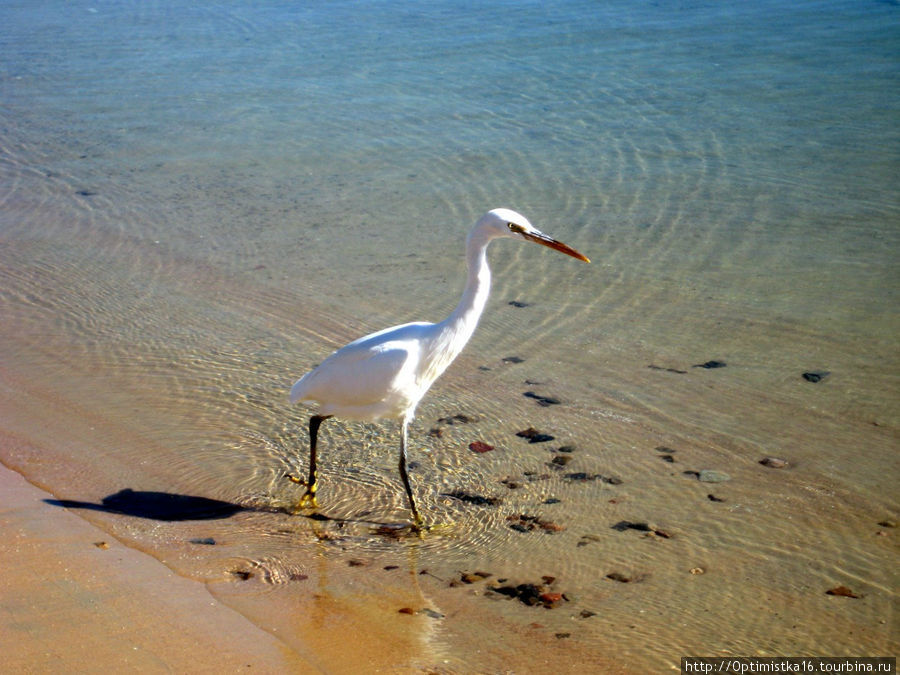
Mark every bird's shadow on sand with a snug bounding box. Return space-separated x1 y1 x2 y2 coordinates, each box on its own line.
44 488 248 522
43 488 413 534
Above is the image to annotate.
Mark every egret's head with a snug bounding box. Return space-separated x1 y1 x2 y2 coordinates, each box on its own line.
475 208 590 263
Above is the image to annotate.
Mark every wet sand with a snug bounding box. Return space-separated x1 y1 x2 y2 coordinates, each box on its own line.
0 457 321 672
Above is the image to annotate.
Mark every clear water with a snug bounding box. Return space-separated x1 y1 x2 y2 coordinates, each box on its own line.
1 1 897 671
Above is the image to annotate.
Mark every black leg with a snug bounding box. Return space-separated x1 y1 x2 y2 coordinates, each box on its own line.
397 419 423 529
290 414 331 510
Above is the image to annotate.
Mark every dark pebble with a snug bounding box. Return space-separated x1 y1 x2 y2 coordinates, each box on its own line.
502 355 525 364
544 497 561 504
826 585 861 598
508 301 530 308
656 446 677 453
606 572 632 583
348 559 367 567
420 608 444 619
398 607 416 614
550 455 573 466
579 609 597 619
555 632 571 639
76 189 97 196
189 537 216 545
384 565 399 570
231 570 253 581
694 360 727 369
878 520 896 528
443 490 502 506
612 520 651 532
802 371 830 383
516 427 556 443
557 445 576 453
524 391 561 406
659 454 675 463
707 494 726 502
469 441 494 453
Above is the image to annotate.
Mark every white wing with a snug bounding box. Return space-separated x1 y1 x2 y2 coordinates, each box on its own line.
290 322 434 420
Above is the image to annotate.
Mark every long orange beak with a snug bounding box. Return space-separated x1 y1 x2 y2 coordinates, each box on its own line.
523 231 590 263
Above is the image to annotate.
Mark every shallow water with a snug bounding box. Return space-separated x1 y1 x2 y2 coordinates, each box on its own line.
1 0 897 671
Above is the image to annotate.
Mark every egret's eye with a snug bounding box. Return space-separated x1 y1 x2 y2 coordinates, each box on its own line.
507 222 525 234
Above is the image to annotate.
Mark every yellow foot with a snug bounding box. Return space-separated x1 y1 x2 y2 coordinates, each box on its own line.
293 490 318 512
284 472 306 486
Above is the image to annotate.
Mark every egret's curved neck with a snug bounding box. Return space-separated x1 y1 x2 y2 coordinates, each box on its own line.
441 227 493 343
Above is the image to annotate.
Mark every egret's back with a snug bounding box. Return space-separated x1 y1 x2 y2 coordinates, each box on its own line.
290 321 437 420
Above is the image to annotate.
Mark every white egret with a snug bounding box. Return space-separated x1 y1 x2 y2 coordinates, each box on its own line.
288 208 589 530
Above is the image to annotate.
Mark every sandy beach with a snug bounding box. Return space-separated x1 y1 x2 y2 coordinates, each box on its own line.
0 456 321 673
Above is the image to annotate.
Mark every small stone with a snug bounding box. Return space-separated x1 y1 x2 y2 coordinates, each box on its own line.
502 355 525 364
694 360 727 369
93 541 109 550
443 490 502 506
659 454 675 463
579 609 597 619
529 434 555 444
384 565 399 571
557 445 576 453
419 608 444 619
539 592 563 607
189 537 216 545
544 497 561 504
469 441 494 453
707 494 726 502
550 455 572 466
348 559 367 567
760 456 788 468
555 632 571 639
606 572 631 583
690 567 705 575
656 446 677 453
508 301 530 308
802 371 830 383
524 391 561 406
398 607 416 614
877 520 896 528
826 585 861 598
698 470 731 483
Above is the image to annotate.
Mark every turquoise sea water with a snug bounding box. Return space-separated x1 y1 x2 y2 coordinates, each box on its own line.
1 1 897 671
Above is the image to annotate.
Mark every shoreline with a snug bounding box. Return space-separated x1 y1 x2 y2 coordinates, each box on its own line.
0 459 319 673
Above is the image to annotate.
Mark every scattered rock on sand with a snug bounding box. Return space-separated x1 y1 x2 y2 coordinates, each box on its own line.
802 371 830 383
443 490 502 506
524 391 561 406
516 427 555 443
507 513 566 533
759 456 788 468
469 440 494 453
826 585 862 598
694 360 727 369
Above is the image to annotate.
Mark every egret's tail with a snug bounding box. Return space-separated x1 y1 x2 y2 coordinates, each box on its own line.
289 376 308 405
